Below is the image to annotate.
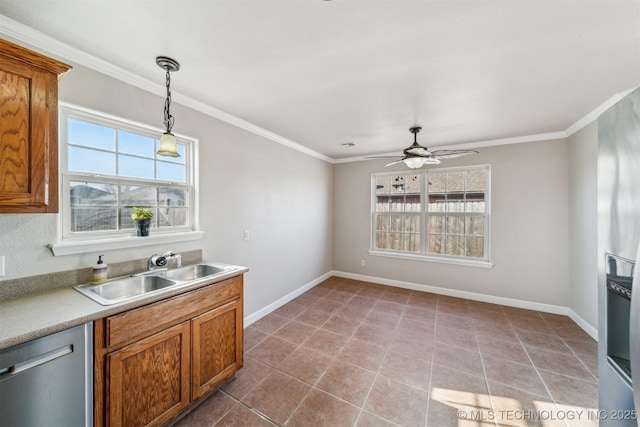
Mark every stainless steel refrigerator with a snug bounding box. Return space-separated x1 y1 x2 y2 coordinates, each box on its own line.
598 87 640 426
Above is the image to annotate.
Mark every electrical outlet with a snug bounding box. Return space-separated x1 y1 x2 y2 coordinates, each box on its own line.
360 259 366 267
0 256 5 277
243 230 250 241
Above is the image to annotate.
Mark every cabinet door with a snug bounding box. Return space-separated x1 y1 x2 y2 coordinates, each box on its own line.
191 298 243 399
107 321 190 427
0 40 70 213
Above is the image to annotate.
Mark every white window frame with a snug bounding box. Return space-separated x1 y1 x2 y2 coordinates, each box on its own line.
369 165 493 268
49 103 203 256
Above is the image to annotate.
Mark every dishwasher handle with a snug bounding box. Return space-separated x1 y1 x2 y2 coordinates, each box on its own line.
0 345 73 378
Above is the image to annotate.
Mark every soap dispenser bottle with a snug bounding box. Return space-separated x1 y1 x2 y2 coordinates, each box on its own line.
92 255 108 284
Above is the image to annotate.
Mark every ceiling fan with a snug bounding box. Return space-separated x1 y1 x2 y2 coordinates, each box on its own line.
368 126 478 169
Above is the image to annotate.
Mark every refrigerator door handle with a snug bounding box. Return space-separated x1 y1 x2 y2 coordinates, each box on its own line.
629 243 640 418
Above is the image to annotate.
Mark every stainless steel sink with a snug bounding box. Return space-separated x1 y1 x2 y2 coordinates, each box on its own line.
73 262 238 306
163 264 229 281
75 275 177 305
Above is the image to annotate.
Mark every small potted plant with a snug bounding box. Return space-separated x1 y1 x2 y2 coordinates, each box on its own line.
131 207 153 237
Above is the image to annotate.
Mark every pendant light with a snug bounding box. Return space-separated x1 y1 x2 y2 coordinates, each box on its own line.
156 56 181 157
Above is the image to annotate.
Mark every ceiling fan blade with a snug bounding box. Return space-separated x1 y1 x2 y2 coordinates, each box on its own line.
365 155 403 159
430 149 478 159
384 159 406 167
405 146 431 156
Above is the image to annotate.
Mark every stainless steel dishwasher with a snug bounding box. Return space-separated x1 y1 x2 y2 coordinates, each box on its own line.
0 322 93 427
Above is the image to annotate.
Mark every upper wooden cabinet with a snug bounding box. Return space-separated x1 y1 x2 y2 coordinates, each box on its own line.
0 38 71 213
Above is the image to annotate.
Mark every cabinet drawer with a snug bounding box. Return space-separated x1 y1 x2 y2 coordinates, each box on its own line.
106 276 242 350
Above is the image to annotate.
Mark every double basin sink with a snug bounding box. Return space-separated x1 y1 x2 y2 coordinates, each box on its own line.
74 263 238 306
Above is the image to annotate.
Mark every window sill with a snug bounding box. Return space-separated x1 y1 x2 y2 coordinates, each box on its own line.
49 231 205 256
369 250 494 268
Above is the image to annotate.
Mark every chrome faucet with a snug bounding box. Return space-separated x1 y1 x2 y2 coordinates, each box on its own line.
148 254 168 270
162 251 182 268
147 251 182 271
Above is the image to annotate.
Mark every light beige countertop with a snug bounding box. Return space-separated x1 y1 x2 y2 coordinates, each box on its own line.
0 264 248 350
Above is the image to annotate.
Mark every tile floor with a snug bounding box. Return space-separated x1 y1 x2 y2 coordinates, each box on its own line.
174 277 598 427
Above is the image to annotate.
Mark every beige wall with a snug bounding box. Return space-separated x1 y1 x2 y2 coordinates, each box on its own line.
567 122 598 330
0 37 600 330
333 139 571 307
0 63 333 318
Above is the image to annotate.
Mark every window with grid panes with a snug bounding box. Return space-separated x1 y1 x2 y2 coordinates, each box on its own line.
371 165 490 263
60 104 195 240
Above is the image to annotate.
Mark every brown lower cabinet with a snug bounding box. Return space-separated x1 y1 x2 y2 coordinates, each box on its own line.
94 275 244 427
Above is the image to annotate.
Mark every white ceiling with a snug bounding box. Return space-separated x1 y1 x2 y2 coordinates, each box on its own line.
0 0 638 161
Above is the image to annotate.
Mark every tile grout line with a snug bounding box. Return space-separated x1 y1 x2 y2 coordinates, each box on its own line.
554 329 599 384
240 294 329 426
278 289 357 425
504 312 572 427
330 283 410 426
510 315 599 384
423 296 441 427
340 291 380 427
470 304 498 427
354 291 411 427
214 388 280 426
215 278 597 427
254 283 392 426
283 289 368 426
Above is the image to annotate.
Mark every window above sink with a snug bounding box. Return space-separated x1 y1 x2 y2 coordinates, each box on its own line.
49 103 203 256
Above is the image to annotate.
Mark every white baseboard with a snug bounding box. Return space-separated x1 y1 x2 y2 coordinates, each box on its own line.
567 310 598 340
332 270 598 341
333 270 568 312
243 271 334 327
244 270 598 341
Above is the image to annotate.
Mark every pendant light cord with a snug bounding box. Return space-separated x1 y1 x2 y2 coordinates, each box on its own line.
163 69 175 133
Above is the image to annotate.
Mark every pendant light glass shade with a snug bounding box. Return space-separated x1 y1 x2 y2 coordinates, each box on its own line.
158 132 180 157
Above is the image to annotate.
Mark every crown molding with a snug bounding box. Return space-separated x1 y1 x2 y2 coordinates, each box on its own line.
0 14 333 164
564 87 637 136
333 131 567 164
1 13 636 166
336 86 639 164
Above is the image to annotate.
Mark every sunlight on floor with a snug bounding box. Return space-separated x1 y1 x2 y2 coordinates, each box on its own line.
432 387 598 427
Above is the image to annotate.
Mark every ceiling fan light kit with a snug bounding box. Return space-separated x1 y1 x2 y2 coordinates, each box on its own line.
403 156 438 169
367 126 478 169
